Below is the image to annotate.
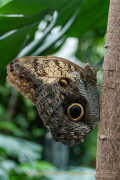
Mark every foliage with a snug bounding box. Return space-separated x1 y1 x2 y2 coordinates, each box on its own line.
0 0 109 179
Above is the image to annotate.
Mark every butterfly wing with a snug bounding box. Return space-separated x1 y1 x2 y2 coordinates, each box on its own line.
7 56 99 146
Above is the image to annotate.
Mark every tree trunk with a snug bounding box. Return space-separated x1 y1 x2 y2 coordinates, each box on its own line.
96 0 120 180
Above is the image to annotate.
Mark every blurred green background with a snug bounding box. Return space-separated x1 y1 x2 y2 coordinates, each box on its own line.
0 0 109 180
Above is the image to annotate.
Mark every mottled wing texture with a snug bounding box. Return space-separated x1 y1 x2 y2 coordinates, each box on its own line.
7 56 100 146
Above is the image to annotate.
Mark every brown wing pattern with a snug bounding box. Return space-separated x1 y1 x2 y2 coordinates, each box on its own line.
6 56 99 146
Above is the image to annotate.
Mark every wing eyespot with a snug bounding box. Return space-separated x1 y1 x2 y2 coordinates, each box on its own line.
10 67 15 72
19 74 25 79
67 103 84 122
60 93 66 101
10 61 15 65
59 77 73 87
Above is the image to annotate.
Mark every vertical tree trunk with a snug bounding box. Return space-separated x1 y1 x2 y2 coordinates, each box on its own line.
96 0 120 180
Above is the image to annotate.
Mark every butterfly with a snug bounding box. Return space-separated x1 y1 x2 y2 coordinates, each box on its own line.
6 56 100 147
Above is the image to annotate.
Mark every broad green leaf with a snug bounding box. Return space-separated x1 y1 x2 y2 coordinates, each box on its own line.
66 0 109 37
31 9 79 56
0 0 12 8
0 0 81 33
0 25 31 70
0 0 70 15
0 14 43 32
16 14 57 57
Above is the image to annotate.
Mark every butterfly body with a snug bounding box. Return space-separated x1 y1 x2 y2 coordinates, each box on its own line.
7 56 99 146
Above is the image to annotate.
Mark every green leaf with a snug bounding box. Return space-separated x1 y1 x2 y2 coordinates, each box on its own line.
0 25 31 70
31 9 79 55
0 168 8 180
32 128 45 137
16 13 57 57
0 120 30 138
0 160 16 171
66 0 109 38
0 104 5 115
0 14 43 32
0 0 12 8
0 0 70 15
0 134 43 163
0 121 18 131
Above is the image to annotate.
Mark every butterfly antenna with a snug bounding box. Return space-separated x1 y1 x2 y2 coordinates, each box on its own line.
95 68 115 72
83 36 94 64
82 36 90 64
97 85 109 88
97 86 101 90
94 65 103 69
97 84 101 87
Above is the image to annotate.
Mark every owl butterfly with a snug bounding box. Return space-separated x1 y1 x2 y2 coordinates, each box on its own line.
6 56 99 147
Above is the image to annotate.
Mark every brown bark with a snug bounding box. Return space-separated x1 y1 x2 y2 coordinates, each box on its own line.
96 0 120 180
